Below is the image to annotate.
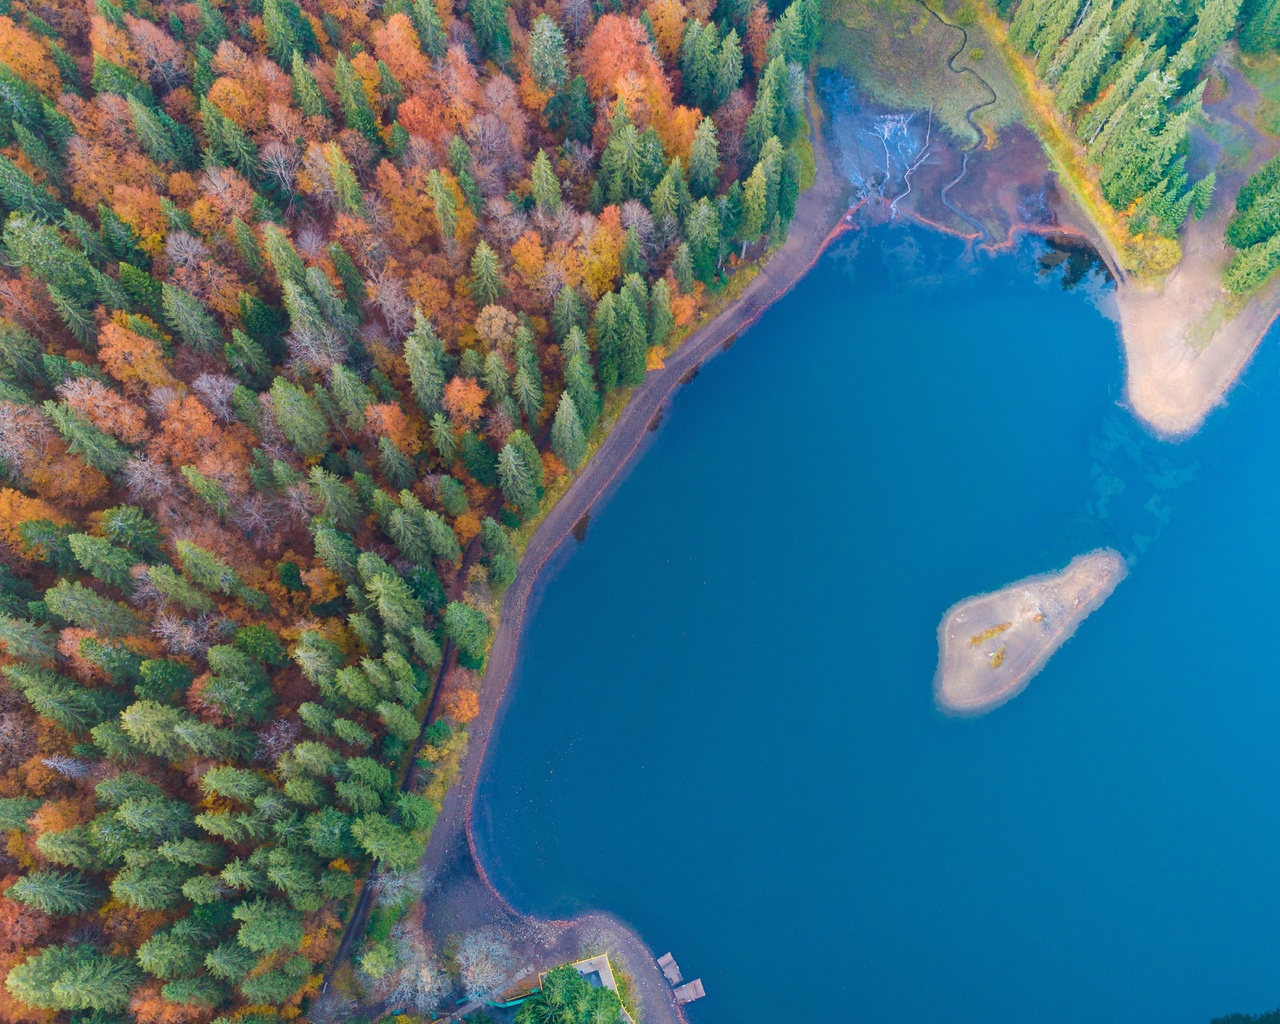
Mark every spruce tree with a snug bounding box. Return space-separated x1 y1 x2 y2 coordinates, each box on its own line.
689 118 720 199
531 149 563 212
470 241 504 305
270 376 330 457
469 0 512 60
530 14 569 90
334 55 382 147
551 392 587 469
7 870 103 915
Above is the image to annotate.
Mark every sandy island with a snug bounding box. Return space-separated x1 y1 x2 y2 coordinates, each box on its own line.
935 549 1127 715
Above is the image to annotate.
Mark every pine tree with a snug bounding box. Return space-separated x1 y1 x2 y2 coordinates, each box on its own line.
553 286 586 342
0 154 60 221
7 870 103 915
650 278 674 347
470 241 504 305
162 283 223 352
68 533 136 592
615 291 648 387
270 376 330 457
334 55 382 147
412 0 449 58
546 75 594 145
551 392 587 469
444 601 491 662
497 442 538 510
5 946 142 1013
0 614 56 662
530 14 569 90
531 149 563 212
740 161 768 243
469 0 513 61
401 311 446 417
232 899 304 954
45 579 141 637
291 51 329 118
264 0 297 66
685 198 722 281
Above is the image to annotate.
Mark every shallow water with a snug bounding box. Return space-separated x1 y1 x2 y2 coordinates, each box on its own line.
474 222 1280 1024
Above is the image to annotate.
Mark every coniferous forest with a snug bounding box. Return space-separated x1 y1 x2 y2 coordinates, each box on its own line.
999 0 1279 280
0 0 817 1016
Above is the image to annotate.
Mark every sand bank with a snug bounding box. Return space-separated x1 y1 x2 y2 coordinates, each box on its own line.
1110 63 1280 439
935 549 1127 715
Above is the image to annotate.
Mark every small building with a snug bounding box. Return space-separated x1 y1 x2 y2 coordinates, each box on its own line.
673 979 706 1005
657 953 683 986
538 954 635 1024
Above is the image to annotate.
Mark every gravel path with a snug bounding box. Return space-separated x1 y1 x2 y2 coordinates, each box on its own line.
412 94 852 1024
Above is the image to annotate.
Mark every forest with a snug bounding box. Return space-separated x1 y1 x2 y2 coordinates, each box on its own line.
995 0 1280 282
0 0 818 1016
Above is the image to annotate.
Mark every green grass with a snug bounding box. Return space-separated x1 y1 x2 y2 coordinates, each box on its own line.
1240 51 1280 137
817 0 1021 143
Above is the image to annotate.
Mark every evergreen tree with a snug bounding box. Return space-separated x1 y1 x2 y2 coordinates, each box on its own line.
232 899 304 954
68 533 136 592
530 14 569 90
7 870 103 915
688 118 720 199
444 600 491 662
45 579 141 637
551 392 587 469
469 0 512 60
615 290 649 387
412 0 449 58
740 161 768 243
470 240 504 305
162 283 223 352
685 198 722 281
546 75 594 144
334 55 382 147
5 946 142 1013
531 149 563 212
291 51 329 118
650 278 674 347
270 376 330 457
0 155 61 221
497 441 538 510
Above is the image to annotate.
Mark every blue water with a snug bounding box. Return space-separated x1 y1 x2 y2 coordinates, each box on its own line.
474 223 1280 1024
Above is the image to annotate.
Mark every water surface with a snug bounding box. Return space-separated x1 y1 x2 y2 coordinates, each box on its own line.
475 223 1280 1024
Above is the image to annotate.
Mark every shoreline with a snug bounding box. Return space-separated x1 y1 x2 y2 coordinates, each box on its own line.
935 549 1128 716
409 89 852 1024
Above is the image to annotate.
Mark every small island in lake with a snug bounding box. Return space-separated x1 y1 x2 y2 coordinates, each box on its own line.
935 550 1128 715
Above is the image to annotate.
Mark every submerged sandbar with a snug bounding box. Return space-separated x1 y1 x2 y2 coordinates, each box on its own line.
935 549 1127 715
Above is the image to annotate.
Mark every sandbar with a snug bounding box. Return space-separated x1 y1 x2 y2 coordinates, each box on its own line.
934 549 1127 715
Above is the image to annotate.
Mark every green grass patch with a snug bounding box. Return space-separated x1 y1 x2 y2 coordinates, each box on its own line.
1240 51 1280 137
817 0 1020 143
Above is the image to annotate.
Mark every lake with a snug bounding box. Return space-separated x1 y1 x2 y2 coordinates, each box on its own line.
473 219 1280 1023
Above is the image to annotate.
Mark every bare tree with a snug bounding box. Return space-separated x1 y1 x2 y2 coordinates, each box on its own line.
192 374 238 422
125 455 178 503
455 927 515 1000
260 139 302 199
377 922 448 1014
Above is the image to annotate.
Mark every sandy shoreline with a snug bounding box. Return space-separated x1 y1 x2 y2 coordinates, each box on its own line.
1100 63 1280 440
935 549 1127 715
